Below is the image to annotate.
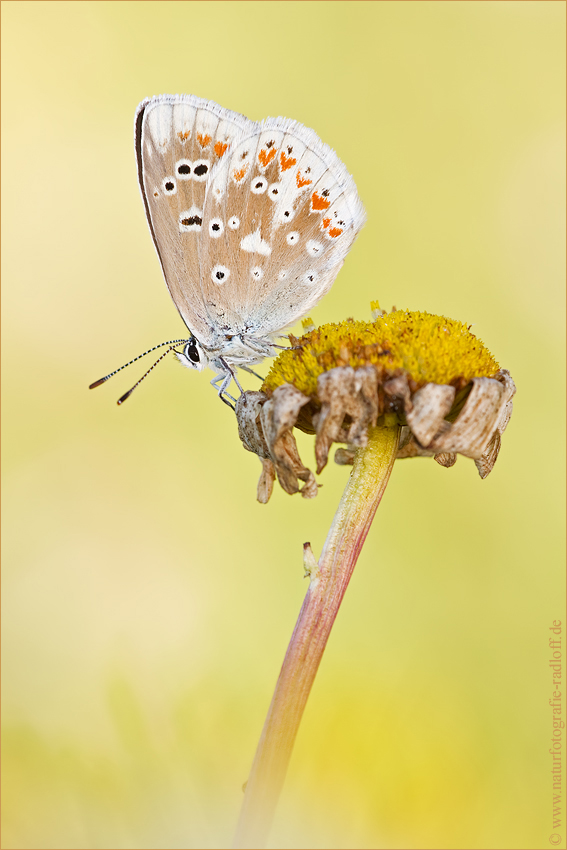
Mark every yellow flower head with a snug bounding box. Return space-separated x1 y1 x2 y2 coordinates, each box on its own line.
236 308 514 502
262 309 500 399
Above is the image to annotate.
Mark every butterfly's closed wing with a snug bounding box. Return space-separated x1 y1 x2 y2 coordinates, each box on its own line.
135 94 256 345
197 118 367 340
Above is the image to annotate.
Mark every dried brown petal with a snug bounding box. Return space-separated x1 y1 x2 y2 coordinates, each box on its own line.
236 391 271 460
236 362 515 498
394 370 515 477
405 383 456 447
334 447 357 465
434 452 457 468
428 372 515 458
258 458 276 503
383 374 412 413
261 385 317 500
474 433 501 479
396 438 437 459
314 366 379 473
473 370 515 478
236 386 317 503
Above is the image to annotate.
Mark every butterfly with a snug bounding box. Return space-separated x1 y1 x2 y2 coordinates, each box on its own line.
90 94 366 407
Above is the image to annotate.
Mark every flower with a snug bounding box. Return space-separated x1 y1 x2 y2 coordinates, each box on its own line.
236 309 515 502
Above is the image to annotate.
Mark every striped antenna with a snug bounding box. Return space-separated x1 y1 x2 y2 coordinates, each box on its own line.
89 339 187 389
117 346 180 405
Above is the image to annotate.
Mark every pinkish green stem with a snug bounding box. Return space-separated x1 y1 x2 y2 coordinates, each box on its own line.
233 420 401 849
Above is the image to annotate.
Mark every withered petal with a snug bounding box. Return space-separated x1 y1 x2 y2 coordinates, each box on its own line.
434 452 457 468
235 391 271 459
261 385 317 500
474 432 501 479
334 446 357 465
383 374 412 411
428 371 515 458
405 383 456 447
236 365 515 499
258 458 276 504
315 366 379 474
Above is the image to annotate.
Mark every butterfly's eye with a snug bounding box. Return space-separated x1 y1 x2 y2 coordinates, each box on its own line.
184 338 200 364
251 176 268 194
286 232 300 246
176 160 192 179
209 218 224 238
228 216 240 230
192 160 210 182
162 177 177 195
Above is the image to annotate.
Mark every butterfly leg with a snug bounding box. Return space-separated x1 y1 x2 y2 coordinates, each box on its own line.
210 370 237 409
240 365 264 381
219 357 246 394
271 342 303 351
245 335 303 354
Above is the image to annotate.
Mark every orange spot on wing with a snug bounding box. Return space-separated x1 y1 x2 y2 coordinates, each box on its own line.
259 147 277 167
280 151 296 171
214 141 228 158
177 130 190 142
296 172 312 188
328 227 343 238
234 166 248 182
197 133 212 148
312 191 331 211
322 217 331 229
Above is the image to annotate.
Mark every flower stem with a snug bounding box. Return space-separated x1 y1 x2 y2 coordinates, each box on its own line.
233 420 401 849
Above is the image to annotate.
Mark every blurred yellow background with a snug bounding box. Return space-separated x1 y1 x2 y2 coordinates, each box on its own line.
2 2 565 848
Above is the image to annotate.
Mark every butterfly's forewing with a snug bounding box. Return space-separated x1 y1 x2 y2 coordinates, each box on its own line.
135 94 256 345
198 117 367 340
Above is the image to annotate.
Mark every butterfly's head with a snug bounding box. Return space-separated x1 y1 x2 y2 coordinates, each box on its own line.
175 336 207 372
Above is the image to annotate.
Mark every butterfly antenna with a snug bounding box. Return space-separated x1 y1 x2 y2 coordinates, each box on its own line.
116 346 179 405
89 339 186 389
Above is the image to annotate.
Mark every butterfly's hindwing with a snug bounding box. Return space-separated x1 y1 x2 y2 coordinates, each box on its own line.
136 95 366 359
198 117 366 339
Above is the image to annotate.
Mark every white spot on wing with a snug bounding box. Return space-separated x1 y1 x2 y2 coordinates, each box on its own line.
192 160 210 182
146 104 173 149
179 206 203 232
306 240 324 257
251 176 268 194
172 102 196 141
209 218 224 237
211 264 230 284
162 177 177 195
303 270 319 285
241 228 272 256
268 183 281 200
195 109 218 142
176 159 192 180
